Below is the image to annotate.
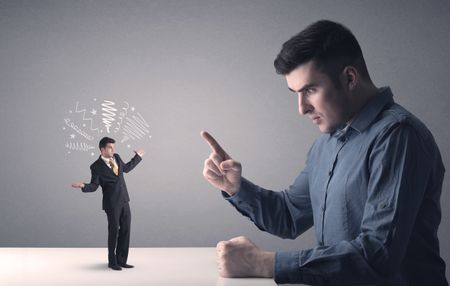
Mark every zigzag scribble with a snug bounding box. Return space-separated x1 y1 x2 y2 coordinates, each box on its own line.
65 141 95 151
75 101 99 134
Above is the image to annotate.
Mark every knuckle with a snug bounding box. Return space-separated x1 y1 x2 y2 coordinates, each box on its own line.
216 241 226 249
211 153 222 162
206 159 216 169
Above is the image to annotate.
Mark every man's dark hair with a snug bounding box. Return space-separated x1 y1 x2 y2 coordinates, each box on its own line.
99 137 115 150
274 20 370 86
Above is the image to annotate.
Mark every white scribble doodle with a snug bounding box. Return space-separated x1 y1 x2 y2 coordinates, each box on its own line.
75 102 99 134
64 118 94 141
63 98 152 156
101 100 117 133
114 101 129 133
121 112 151 143
65 141 95 152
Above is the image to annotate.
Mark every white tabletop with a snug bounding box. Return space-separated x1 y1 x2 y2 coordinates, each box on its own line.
0 247 278 286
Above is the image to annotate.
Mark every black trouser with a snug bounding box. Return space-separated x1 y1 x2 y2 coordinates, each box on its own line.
105 202 131 265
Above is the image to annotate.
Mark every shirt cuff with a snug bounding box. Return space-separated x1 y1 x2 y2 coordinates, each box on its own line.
275 251 301 284
221 177 258 204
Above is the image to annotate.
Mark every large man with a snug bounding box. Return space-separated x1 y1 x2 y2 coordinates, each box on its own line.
201 20 447 285
72 137 144 271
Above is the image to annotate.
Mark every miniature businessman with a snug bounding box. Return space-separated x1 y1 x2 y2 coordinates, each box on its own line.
72 137 144 271
201 20 447 285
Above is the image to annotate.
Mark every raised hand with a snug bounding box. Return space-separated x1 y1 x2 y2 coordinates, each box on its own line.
201 131 242 196
134 148 145 157
71 182 85 188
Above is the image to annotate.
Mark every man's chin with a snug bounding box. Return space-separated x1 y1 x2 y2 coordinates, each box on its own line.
318 125 331 133
318 124 337 134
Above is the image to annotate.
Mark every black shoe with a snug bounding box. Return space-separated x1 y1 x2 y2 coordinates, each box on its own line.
118 263 134 268
108 264 122 271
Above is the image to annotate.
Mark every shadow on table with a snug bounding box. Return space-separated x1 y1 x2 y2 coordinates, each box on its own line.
78 263 109 271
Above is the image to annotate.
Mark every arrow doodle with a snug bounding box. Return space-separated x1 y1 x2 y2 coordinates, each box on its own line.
64 118 94 141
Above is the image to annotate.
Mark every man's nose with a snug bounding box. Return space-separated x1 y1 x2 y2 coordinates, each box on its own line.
298 94 311 115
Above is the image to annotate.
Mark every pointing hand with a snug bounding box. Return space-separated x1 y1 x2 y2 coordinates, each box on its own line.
201 131 242 196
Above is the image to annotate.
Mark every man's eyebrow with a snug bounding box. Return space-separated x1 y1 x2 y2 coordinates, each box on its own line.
288 83 316 93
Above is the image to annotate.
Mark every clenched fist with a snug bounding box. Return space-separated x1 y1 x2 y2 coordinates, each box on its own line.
216 236 274 278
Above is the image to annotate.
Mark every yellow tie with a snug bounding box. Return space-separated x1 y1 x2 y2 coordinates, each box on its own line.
109 159 118 176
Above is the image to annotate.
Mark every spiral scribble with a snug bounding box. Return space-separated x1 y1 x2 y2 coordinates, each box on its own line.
101 100 117 133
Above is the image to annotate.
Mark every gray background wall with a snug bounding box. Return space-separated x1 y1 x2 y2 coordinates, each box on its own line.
1 0 449 278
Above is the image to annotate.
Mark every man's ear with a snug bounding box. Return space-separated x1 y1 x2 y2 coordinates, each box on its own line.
341 66 358 91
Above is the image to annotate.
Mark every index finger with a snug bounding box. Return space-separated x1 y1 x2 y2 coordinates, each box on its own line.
200 130 228 158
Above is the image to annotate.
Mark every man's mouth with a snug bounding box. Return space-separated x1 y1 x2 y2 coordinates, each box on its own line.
310 116 321 124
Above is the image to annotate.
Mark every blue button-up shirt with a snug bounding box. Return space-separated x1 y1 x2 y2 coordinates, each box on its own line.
226 87 447 285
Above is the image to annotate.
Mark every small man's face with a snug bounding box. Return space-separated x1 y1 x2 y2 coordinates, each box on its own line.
100 143 115 158
285 61 352 133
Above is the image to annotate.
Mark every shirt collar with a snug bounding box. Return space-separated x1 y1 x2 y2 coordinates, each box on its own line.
101 155 115 165
349 86 394 134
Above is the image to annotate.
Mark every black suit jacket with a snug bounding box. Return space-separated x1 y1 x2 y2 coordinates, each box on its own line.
82 153 142 210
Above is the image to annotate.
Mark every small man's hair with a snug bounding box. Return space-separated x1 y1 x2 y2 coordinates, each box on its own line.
99 137 115 150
